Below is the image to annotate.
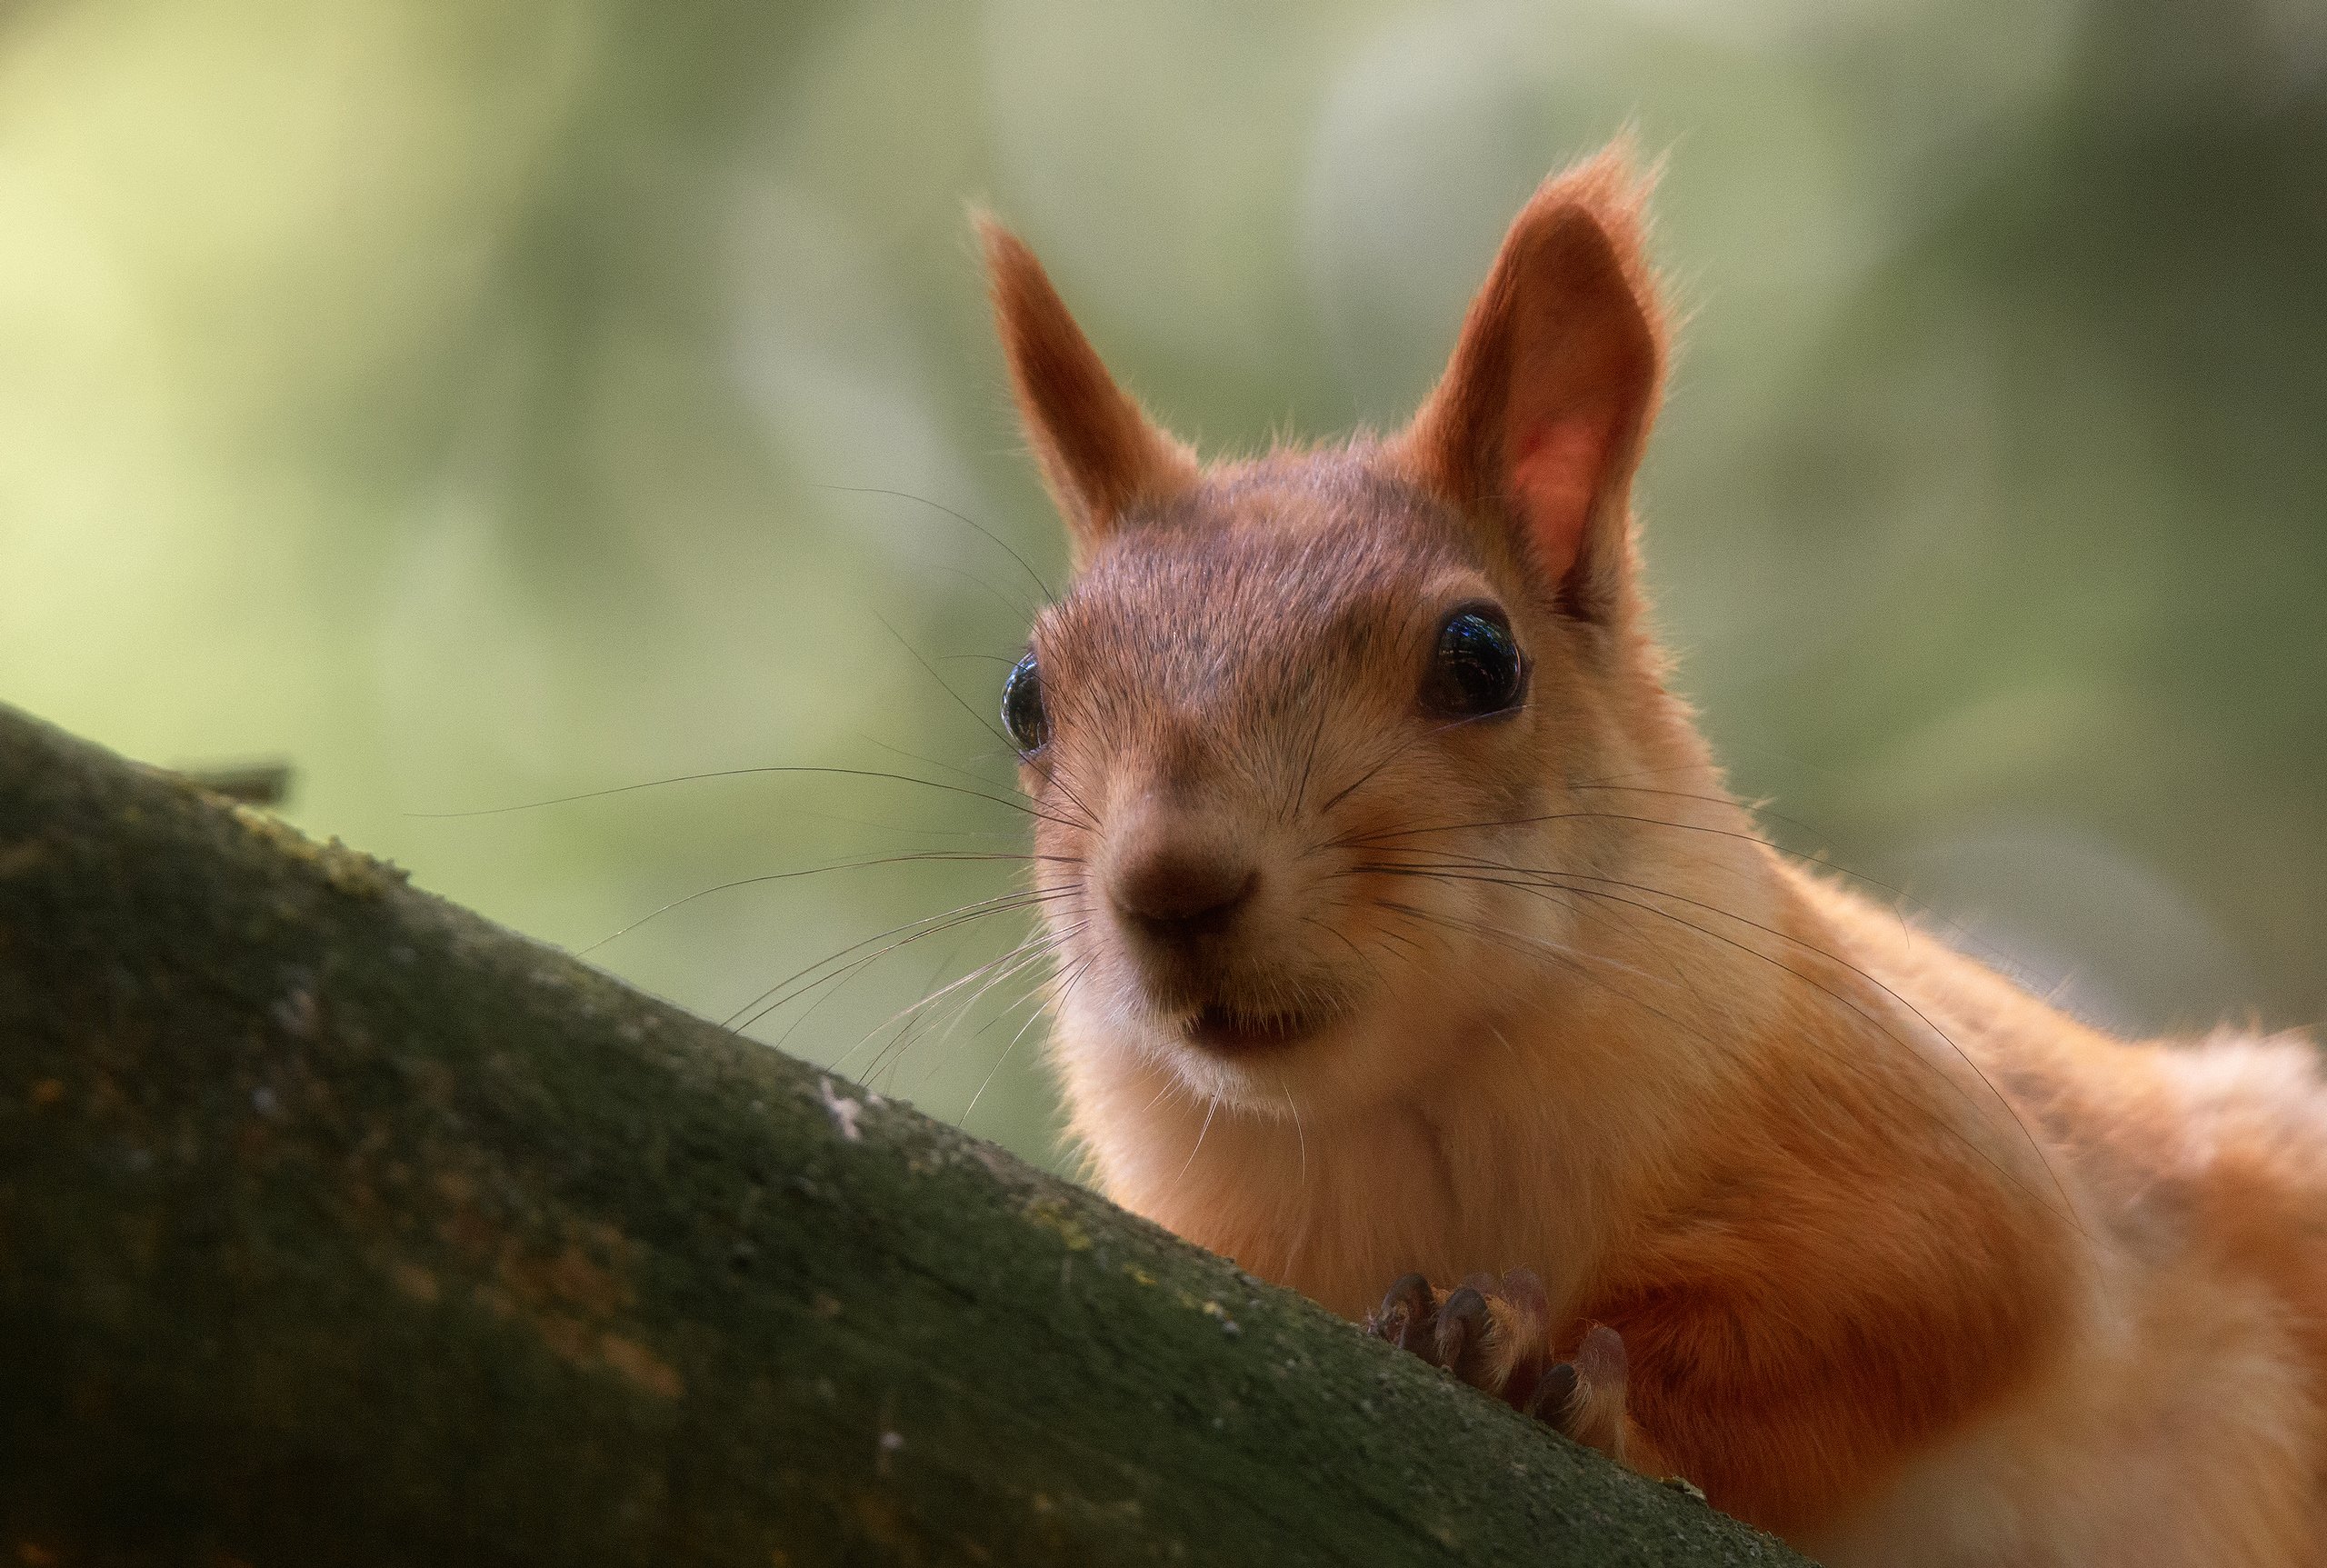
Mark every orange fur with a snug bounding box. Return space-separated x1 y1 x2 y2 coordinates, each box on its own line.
978 216 1199 561
978 147 2327 1563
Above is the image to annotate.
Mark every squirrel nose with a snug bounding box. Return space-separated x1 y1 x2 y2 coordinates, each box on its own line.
1112 847 1257 941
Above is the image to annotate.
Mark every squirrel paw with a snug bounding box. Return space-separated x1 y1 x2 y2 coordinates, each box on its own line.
1364 1269 1633 1461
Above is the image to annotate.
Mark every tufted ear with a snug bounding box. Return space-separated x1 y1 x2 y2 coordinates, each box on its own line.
977 215 1199 566
1394 146 1666 623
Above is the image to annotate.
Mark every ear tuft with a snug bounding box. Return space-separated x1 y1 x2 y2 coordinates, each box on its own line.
1394 144 1667 622
975 215 1198 563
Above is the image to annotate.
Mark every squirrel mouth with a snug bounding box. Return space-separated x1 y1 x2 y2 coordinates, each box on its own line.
1182 1003 1324 1054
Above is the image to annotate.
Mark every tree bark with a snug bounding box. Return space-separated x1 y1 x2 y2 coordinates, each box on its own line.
0 703 1806 1567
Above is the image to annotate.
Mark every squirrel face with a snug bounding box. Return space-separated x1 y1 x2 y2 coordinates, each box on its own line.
1011 454 1630 1117
983 148 1692 1120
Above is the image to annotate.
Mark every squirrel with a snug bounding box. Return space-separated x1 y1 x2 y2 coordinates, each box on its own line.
972 145 2327 1565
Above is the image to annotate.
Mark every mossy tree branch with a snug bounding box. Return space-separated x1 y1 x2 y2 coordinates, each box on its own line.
0 703 1806 1566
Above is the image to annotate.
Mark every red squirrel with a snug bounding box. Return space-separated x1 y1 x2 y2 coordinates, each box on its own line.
974 146 2327 1564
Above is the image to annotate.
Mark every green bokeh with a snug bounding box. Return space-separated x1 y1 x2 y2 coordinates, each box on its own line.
4 0 2320 1173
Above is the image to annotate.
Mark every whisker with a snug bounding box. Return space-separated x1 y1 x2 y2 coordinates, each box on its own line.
964 954 1089 1126
1284 702 1334 825
867 610 1114 837
1139 1071 1187 1121
1178 1094 1222 1187
728 884 1075 1036
810 482 1057 603
876 609 1040 758
859 936 984 1094
576 850 1076 955
1313 709 1509 816
1566 783 1831 843
1370 896 1716 1053
1349 855 2081 1232
1329 812 1952 953
859 734 1034 798
884 920 1082 1084
1027 754 1106 846
406 763 1083 830
834 917 1078 1084
1281 1074 1308 1189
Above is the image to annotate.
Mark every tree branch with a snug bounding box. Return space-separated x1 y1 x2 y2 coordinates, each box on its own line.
0 703 1805 1566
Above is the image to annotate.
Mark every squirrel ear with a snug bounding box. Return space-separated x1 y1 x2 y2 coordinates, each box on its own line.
977 215 1199 564
1394 146 1666 623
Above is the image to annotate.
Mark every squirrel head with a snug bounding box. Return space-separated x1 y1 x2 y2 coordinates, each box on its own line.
981 146 1714 1126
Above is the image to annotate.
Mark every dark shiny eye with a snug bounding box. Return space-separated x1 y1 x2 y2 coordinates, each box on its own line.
1002 651 1048 754
1424 604 1526 718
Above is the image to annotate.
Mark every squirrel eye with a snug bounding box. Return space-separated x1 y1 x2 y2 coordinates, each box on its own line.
1002 651 1048 754
1424 604 1527 718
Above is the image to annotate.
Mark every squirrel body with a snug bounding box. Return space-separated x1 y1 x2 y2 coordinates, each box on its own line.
976 150 2327 1563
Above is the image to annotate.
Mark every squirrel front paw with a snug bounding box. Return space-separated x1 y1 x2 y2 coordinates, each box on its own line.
1365 1270 1634 1463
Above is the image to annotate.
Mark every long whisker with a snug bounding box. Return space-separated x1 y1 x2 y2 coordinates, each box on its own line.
1313 709 1510 816
576 850 1078 955
841 894 1084 1060
876 918 1083 1084
964 955 1087 1126
405 764 1082 829
1368 852 1982 1074
876 609 1050 765
1024 749 1106 846
859 734 1034 797
728 884 1075 1036
810 482 1057 604
1348 855 2081 1231
857 936 984 1094
1329 812 1956 955
1178 1094 1222 1187
1369 896 1718 1054
748 886 1064 1031
1281 1074 1308 1189
831 915 1078 1083
1566 783 1831 843
1375 874 2072 1236
1284 702 1334 824
868 610 1114 837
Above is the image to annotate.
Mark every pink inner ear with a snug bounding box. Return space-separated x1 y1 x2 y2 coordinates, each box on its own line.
1508 413 1613 584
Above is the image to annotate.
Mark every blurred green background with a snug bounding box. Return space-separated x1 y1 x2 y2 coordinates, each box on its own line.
3 0 2320 1171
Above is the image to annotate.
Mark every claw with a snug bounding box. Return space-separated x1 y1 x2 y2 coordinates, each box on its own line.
1573 1322 1628 1388
1371 1271 1643 1473
1433 1284 1489 1374
1498 1267 1549 1323
1523 1361 1580 1424
1532 1323 1631 1456
1369 1273 1434 1352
